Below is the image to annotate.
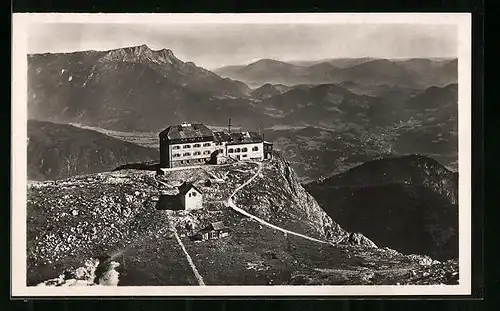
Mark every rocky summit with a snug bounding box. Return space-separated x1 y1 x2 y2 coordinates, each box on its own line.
27 154 456 286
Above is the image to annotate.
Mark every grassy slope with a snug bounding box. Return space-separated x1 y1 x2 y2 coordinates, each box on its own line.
182 217 428 285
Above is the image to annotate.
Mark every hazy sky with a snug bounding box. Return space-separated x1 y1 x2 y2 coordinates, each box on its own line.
28 23 457 69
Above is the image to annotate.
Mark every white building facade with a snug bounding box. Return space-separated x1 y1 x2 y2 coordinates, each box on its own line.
169 141 215 166
180 185 203 211
227 141 264 161
159 123 272 169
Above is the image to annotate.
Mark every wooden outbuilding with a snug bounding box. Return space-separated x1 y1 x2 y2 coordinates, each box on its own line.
191 221 229 241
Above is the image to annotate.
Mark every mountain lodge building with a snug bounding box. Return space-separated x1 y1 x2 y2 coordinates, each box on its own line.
159 121 273 170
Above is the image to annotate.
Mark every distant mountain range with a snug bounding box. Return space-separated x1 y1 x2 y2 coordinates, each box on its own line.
27 120 158 180
28 45 263 131
255 82 458 131
26 45 458 181
305 154 458 261
287 57 377 68
256 83 398 128
215 58 457 89
28 45 458 133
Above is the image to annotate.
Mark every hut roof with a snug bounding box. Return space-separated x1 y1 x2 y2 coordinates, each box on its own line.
198 221 227 233
178 182 202 196
211 221 226 230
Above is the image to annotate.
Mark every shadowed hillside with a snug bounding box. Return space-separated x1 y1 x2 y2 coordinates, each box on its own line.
305 155 458 261
27 120 159 180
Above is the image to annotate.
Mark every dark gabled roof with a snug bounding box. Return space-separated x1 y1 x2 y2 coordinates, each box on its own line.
226 131 263 145
178 182 203 196
210 221 226 230
200 221 227 232
213 131 232 142
159 123 214 140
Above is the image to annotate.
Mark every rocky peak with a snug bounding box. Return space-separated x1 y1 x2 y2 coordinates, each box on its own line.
158 48 176 59
139 44 150 51
100 44 181 65
236 153 377 247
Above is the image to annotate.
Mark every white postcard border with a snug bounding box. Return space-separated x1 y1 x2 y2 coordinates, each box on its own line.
11 13 472 297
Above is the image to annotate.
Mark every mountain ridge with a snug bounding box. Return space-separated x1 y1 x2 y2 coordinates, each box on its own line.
28 45 271 131
29 44 251 98
28 47 458 133
305 154 458 261
215 57 458 88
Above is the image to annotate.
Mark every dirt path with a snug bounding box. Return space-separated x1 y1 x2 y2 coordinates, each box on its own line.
153 174 205 285
227 161 329 245
155 160 329 285
173 229 206 286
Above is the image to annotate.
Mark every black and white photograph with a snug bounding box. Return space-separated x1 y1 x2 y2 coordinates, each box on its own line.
11 13 472 296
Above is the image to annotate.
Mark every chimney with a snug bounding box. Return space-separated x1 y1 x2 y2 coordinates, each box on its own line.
228 117 232 134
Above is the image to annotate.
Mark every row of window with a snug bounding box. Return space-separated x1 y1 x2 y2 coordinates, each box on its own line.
173 150 211 157
172 143 263 152
232 155 263 160
228 146 259 153
172 143 211 150
178 159 205 165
